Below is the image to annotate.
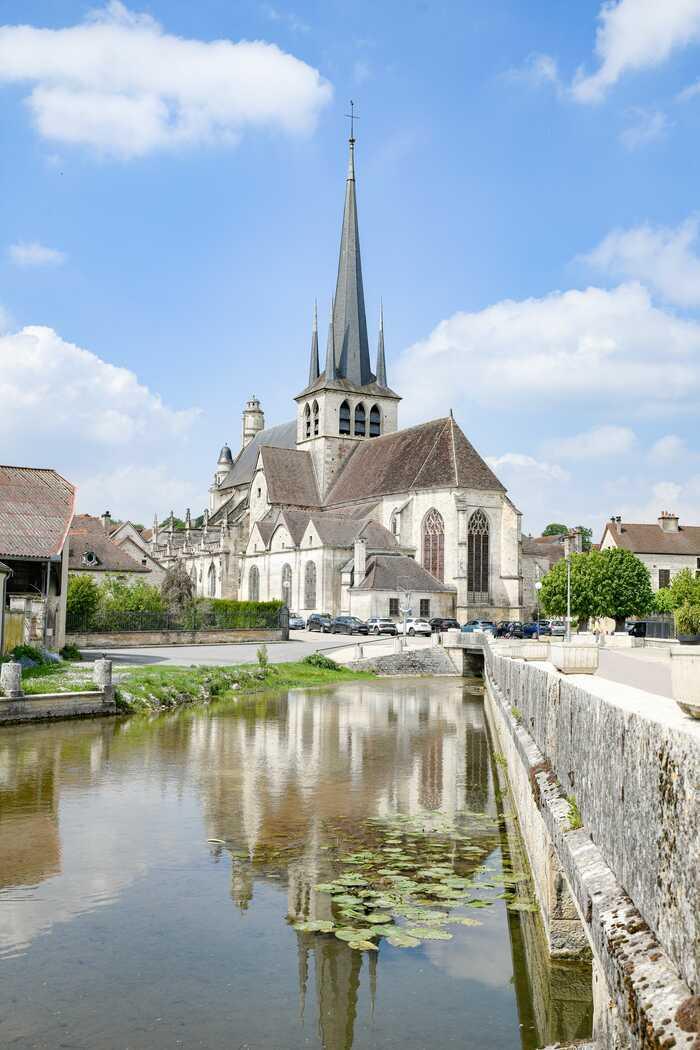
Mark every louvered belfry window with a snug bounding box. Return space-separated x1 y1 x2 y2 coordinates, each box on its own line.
369 404 381 437
422 508 445 582
354 403 366 436
304 561 317 609
467 509 489 602
339 400 351 435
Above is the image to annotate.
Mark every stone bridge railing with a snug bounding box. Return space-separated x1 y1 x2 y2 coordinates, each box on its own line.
482 639 699 1049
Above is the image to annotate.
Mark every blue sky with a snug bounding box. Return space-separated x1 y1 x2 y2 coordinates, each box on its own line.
2 0 700 534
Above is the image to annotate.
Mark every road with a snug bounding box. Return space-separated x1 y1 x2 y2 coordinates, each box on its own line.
78 629 392 667
596 646 672 698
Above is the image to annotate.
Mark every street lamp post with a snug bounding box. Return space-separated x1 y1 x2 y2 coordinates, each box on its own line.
564 534 572 643
535 580 542 640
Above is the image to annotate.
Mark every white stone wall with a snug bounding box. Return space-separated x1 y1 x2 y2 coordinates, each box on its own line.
348 589 454 621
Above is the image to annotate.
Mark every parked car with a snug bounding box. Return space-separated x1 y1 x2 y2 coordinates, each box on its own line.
497 621 523 638
366 617 398 635
307 613 332 633
404 618 432 636
461 619 496 635
329 616 369 635
548 620 566 637
288 612 306 630
430 617 461 632
522 621 552 638
627 621 647 638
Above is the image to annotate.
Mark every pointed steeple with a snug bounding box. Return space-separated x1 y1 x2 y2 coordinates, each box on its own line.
332 125 373 386
308 301 320 384
376 300 387 387
324 299 337 380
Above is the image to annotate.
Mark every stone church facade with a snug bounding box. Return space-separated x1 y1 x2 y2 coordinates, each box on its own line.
150 133 525 622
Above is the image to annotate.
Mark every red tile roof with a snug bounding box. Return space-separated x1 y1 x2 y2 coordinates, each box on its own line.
602 521 700 555
68 515 151 573
0 465 75 559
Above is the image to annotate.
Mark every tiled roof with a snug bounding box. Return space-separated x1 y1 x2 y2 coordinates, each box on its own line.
68 515 150 573
0 465 75 559
296 375 401 400
260 446 321 507
603 521 700 555
219 422 297 491
325 417 505 506
356 554 455 592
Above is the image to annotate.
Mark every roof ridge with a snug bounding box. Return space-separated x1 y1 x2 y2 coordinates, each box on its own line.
449 415 459 486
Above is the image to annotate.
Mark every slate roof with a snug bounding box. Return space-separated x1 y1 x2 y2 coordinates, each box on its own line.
325 416 505 506
259 446 321 507
356 554 455 592
296 374 401 400
69 515 150 572
603 521 700 555
0 465 75 560
209 493 248 527
251 509 398 552
521 535 566 564
219 422 297 491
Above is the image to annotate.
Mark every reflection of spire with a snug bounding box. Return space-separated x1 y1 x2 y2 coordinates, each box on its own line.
369 950 377 1019
316 938 362 1050
297 935 309 1020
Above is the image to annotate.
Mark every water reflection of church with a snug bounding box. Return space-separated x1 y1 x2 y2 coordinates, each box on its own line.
194 682 494 1048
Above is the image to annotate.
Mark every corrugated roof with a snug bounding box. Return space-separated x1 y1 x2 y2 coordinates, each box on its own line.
603 521 700 555
325 416 505 505
0 465 75 559
260 446 321 507
69 515 150 573
356 554 455 592
219 422 297 491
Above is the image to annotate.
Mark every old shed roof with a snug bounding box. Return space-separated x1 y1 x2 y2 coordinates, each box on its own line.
69 515 151 573
325 416 505 506
356 554 455 592
0 465 75 560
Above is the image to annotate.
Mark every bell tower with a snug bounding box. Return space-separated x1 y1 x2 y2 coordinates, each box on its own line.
295 123 400 497
242 396 264 449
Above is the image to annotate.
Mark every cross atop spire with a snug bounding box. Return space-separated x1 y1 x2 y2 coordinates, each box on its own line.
345 99 358 142
308 300 320 384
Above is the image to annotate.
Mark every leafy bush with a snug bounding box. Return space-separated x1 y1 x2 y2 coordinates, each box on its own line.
302 652 340 671
653 587 675 614
161 564 195 614
257 643 269 669
198 598 284 629
540 548 654 632
100 575 165 613
668 569 700 610
60 643 82 661
675 602 700 637
66 574 101 625
9 644 49 665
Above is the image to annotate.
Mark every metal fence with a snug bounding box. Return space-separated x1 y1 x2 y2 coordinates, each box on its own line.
643 615 676 640
67 603 287 634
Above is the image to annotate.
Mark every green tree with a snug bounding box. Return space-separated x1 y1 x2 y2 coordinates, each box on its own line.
588 547 654 631
66 574 101 625
653 587 675 614
542 523 569 537
668 568 700 610
100 575 165 613
576 526 593 552
539 551 597 627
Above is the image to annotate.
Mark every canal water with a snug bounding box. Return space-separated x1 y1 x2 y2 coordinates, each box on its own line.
0 678 592 1049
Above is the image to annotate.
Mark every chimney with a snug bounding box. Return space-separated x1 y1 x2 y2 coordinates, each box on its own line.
610 515 623 535
658 511 680 533
353 537 367 582
101 510 112 533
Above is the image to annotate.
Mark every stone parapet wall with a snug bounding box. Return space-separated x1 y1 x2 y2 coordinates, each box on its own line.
0 691 116 725
484 642 699 998
66 628 285 648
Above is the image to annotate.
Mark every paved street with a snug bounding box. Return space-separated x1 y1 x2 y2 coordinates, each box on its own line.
78 629 391 667
596 647 672 698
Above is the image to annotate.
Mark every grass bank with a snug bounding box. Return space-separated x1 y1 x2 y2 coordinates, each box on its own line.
16 662 97 695
115 656 374 714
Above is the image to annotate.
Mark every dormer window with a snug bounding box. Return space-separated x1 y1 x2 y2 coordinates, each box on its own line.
81 550 100 567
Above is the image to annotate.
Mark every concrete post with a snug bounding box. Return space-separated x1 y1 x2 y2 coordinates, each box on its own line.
1 661 23 698
94 658 114 704
354 643 364 661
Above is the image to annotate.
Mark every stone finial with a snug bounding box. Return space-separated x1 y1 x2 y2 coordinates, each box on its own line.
0 661 23 699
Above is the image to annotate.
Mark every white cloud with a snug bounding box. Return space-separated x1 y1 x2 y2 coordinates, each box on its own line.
506 52 562 93
555 424 636 459
0 324 199 445
0 1 332 158
583 215 700 307
8 240 66 267
486 453 570 482
573 0 700 104
395 282 700 423
76 465 200 521
649 434 687 462
619 106 670 149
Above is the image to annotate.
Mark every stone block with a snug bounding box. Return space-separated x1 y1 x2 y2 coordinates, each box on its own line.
670 646 700 719
549 643 598 675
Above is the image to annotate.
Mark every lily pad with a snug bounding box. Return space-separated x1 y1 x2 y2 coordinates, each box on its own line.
364 912 392 924
405 927 453 940
348 939 379 951
387 932 421 948
335 928 376 942
293 920 335 933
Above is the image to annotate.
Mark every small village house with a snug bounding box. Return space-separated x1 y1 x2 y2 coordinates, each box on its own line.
600 512 700 591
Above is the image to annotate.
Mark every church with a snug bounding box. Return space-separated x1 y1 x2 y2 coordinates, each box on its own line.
150 132 524 623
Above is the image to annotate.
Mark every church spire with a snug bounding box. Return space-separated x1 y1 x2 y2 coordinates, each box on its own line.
308 301 320 384
376 300 387 387
332 107 373 387
324 299 337 380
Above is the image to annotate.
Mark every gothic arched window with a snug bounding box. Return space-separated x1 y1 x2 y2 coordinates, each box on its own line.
422 508 445 582
190 565 197 592
467 509 490 602
339 400 351 435
281 563 292 605
312 400 319 436
369 404 381 437
207 562 216 598
354 402 366 437
304 402 311 439
249 565 260 602
304 561 317 609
